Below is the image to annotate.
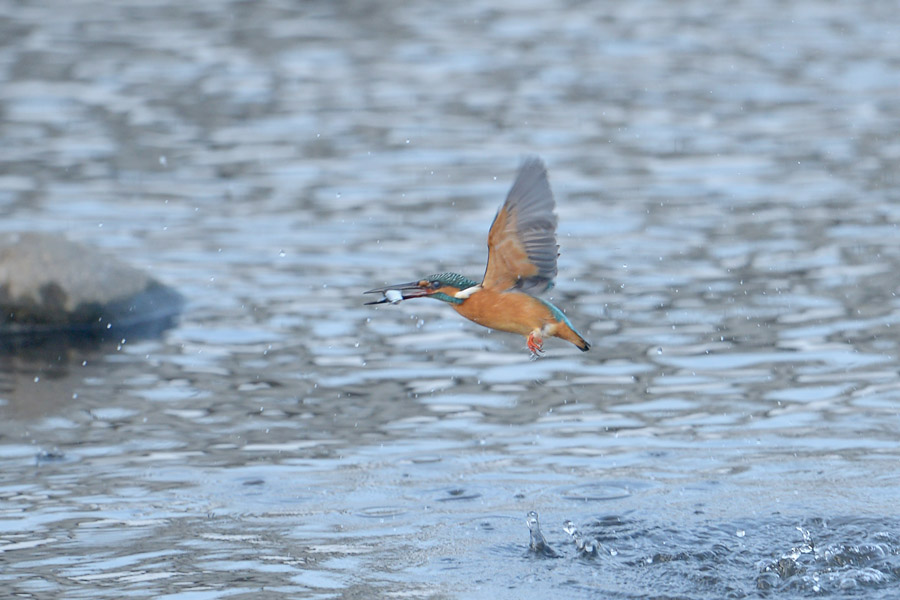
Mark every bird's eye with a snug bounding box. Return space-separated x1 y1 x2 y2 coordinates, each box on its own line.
429 280 441 289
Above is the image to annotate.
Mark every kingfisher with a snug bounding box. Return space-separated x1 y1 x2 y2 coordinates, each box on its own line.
365 157 590 357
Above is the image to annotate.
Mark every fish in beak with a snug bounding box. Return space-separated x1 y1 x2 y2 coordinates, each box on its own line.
363 281 430 305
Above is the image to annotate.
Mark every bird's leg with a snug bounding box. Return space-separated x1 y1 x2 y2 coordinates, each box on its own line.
527 330 544 358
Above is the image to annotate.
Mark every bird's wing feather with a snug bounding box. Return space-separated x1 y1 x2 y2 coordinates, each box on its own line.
481 157 558 293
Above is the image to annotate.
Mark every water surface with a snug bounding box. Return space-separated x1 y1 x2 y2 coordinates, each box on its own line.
1 1 899 598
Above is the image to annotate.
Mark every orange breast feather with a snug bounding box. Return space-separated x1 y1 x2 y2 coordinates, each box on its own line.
452 289 554 336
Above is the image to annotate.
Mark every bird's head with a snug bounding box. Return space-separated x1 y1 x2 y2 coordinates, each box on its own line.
364 272 479 305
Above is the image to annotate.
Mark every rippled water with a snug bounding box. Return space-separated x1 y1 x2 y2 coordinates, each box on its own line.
2 0 900 598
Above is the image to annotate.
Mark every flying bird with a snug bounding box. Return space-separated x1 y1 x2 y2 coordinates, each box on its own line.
365 157 590 357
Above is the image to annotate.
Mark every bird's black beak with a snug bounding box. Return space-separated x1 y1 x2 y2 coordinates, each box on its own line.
363 281 429 305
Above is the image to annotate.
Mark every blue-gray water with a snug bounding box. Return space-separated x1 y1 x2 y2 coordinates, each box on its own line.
2 1 899 598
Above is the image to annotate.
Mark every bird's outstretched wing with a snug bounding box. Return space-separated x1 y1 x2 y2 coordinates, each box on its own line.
481 157 558 293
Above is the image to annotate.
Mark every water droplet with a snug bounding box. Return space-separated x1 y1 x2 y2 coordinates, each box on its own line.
279 250 286 258
159 155 167 166
33 376 40 383
656 347 663 354
736 530 745 537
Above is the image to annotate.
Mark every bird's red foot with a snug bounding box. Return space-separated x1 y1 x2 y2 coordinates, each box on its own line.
527 332 544 358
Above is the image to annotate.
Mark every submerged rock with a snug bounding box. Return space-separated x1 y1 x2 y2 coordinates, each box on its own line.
0 232 183 342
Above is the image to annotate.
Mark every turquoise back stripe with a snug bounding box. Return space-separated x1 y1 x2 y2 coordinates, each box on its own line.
538 297 586 338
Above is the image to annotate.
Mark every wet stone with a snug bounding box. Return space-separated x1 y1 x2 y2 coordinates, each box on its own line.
0 232 183 341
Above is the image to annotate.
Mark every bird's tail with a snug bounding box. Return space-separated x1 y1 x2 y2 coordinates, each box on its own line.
557 322 591 352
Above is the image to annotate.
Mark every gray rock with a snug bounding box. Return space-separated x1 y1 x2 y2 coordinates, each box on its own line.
0 232 183 339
